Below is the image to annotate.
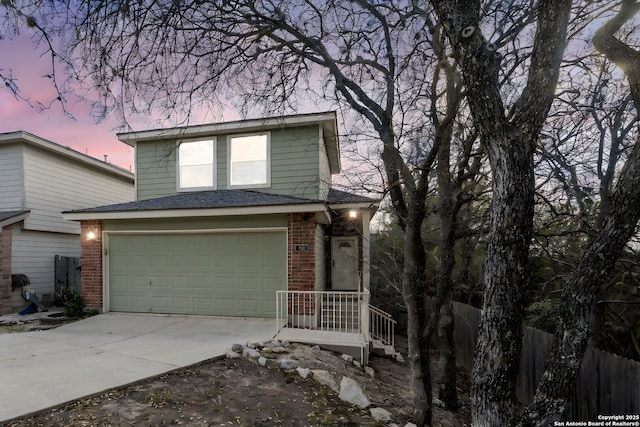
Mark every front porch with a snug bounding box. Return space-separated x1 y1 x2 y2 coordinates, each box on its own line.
275 290 397 364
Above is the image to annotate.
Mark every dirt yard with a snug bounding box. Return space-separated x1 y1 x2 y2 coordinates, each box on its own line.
0 320 471 426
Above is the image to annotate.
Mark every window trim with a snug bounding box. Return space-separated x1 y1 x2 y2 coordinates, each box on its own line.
176 137 217 192
227 131 271 189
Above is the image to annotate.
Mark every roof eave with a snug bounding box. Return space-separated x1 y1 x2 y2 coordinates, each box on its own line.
0 131 134 181
118 111 338 146
0 211 30 228
63 203 331 224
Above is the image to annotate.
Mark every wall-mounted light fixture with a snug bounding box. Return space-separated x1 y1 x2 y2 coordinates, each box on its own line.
348 209 358 219
86 230 97 240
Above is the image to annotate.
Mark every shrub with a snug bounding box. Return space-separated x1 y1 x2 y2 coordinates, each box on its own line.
61 290 86 318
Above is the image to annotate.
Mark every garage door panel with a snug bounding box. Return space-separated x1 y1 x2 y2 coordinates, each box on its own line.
109 231 286 317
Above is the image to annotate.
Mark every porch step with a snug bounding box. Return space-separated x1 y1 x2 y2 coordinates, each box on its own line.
370 339 403 362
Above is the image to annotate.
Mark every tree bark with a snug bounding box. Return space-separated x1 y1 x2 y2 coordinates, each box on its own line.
523 3 640 423
403 209 432 426
429 1 572 424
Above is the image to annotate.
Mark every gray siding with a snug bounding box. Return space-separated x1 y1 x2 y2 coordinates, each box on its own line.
11 225 79 305
0 144 24 210
134 125 324 200
135 141 177 200
23 145 135 234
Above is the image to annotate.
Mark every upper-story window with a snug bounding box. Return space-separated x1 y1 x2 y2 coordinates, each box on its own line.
228 133 270 188
178 139 215 190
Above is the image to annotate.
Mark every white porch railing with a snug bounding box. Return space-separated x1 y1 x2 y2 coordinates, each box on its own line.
369 304 397 348
276 290 367 334
276 290 396 352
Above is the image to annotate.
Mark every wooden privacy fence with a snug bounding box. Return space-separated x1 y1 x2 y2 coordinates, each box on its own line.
449 300 640 419
54 255 81 293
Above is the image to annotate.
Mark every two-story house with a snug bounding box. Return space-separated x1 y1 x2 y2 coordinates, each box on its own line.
0 132 135 314
64 112 395 362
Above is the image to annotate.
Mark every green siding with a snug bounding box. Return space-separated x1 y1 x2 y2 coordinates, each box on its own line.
136 141 177 200
269 126 320 199
104 214 287 232
134 125 327 200
108 231 286 317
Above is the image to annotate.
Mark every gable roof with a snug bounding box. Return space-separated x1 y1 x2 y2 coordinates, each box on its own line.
63 189 332 223
0 131 134 181
63 188 379 223
67 190 322 213
116 111 340 174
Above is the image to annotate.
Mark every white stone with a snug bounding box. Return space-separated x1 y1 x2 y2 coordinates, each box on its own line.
370 407 392 422
353 360 361 368
404 423 418 427
311 369 339 393
296 367 311 379
258 356 267 367
341 354 354 363
364 366 375 379
225 350 242 359
395 353 405 363
338 376 370 408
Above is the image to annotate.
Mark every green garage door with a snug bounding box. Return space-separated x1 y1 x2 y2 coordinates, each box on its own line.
108 231 286 317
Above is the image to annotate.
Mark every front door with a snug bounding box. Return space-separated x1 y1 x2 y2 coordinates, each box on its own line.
331 236 359 290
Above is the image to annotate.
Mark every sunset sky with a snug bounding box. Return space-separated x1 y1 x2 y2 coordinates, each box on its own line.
1 32 140 171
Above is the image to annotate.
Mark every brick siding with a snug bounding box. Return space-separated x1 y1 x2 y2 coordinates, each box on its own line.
80 220 103 309
288 213 317 292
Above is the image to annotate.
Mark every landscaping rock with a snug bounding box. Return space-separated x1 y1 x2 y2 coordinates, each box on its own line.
258 357 267 367
263 340 283 348
353 360 361 368
242 347 261 360
296 367 311 379
341 354 354 363
311 369 339 393
270 346 288 353
260 351 278 359
231 343 245 353
370 407 392 422
395 353 405 363
364 366 375 379
338 376 370 408
225 350 242 359
404 423 418 427
279 359 300 370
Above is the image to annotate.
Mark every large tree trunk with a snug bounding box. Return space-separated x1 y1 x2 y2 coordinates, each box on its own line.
435 107 459 411
403 212 432 426
429 1 571 424
523 3 640 423
471 137 535 424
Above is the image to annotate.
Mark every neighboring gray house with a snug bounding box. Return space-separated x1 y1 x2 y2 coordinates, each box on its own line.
0 131 135 314
64 112 395 362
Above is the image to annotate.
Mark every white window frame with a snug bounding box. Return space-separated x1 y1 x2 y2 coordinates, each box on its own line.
227 132 271 189
177 138 217 191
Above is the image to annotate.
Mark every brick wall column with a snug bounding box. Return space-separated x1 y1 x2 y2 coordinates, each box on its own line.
0 227 11 315
288 213 317 292
80 220 103 309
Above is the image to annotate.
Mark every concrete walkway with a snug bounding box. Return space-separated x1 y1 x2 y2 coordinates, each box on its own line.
0 313 275 422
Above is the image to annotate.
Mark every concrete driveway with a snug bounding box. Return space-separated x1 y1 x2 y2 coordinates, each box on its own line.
0 313 275 422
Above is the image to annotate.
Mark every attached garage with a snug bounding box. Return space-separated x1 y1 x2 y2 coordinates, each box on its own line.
107 230 286 317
